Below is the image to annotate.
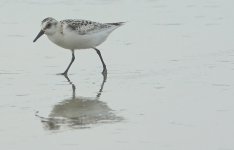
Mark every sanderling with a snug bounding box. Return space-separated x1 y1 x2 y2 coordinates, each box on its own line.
33 17 125 76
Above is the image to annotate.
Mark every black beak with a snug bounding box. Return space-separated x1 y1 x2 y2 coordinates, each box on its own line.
33 30 44 42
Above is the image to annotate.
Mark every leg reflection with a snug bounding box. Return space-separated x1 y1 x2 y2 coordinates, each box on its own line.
36 73 122 130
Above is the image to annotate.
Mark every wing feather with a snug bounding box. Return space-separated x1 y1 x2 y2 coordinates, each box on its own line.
61 19 112 35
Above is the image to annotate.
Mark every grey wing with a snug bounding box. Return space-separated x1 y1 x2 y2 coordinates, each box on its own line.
61 19 111 35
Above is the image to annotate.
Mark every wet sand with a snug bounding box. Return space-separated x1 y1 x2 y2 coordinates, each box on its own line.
0 0 234 150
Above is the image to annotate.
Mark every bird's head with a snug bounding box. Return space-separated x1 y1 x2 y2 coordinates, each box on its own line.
33 17 58 42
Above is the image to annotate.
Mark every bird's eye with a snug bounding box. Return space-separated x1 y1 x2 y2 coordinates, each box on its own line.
47 23 52 28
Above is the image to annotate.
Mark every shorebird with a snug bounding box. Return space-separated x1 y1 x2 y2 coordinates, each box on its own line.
33 17 124 76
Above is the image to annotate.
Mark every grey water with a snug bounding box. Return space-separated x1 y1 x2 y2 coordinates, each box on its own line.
1 0 234 150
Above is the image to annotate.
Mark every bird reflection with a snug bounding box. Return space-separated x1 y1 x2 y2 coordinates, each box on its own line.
36 74 123 130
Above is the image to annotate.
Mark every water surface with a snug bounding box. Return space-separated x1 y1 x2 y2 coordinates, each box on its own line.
0 0 234 150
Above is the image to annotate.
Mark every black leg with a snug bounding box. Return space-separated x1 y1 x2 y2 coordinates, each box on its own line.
60 50 75 76
93 48 107 74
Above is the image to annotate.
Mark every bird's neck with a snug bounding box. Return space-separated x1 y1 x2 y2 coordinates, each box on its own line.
56 22 64 35
47 26 63 45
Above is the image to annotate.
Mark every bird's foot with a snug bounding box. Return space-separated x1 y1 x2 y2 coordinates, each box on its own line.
57 72 68 77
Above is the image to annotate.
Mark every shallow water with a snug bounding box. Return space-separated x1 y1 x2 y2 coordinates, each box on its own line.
1 0 234 149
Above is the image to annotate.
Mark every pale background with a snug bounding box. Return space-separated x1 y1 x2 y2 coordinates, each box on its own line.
0 0 234 150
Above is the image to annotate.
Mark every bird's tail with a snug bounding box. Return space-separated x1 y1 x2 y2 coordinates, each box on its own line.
107 22 126 26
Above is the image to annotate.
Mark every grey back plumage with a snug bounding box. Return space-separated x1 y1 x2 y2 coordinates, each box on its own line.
61 19 124 35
